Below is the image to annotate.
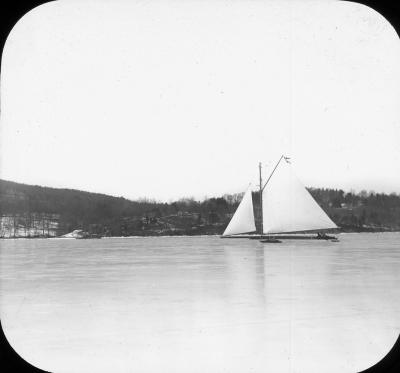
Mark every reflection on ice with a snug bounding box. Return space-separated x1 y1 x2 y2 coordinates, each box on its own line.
0 233 399 372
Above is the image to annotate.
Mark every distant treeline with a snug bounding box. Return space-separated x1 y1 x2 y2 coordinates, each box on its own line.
308 187 400 232
0 179 399 237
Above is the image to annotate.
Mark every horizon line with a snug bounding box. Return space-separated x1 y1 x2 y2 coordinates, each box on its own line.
0 178 398 204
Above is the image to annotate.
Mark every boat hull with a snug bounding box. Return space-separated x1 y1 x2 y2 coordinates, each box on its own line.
260 238 282 243
221 233 338 241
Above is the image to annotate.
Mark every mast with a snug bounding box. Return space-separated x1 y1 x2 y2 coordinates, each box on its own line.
259 155 284 237
259 162 263 237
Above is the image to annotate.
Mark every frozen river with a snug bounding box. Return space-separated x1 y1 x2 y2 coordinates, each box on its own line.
1 233 400 372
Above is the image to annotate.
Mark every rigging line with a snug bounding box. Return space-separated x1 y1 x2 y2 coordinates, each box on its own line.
261 154 284 192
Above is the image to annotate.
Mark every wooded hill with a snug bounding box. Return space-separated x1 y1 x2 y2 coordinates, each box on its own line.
1 179 399 237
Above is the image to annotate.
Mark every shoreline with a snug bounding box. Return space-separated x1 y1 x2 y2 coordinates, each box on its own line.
1 230 400 240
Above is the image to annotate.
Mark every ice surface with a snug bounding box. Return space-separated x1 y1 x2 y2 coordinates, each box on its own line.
1 233 399 372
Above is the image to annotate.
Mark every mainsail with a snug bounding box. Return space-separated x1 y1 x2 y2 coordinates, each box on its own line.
262 159 337 234
222 186 256 236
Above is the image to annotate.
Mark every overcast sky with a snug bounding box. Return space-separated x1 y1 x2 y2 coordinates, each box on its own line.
1 0 400 201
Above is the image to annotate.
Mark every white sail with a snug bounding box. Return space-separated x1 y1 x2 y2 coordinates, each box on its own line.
223 186 256 236
262 160 337 234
